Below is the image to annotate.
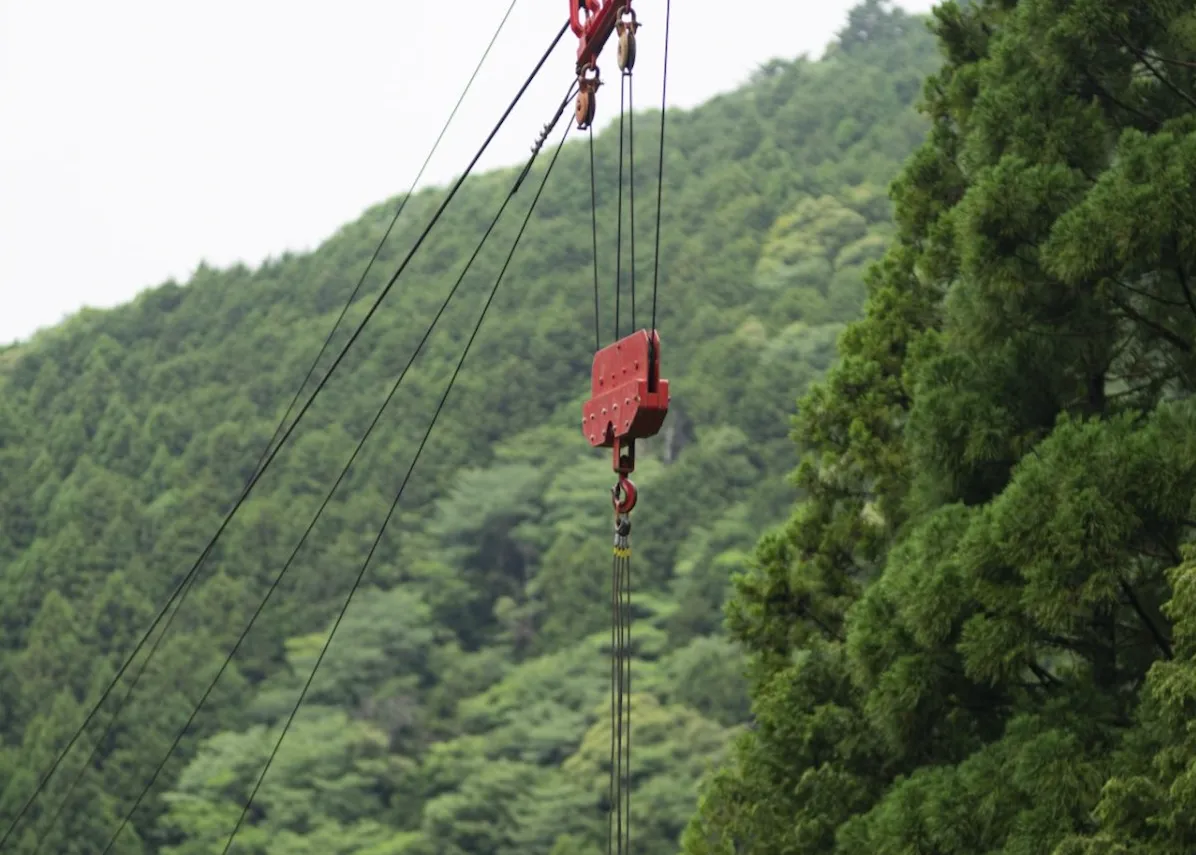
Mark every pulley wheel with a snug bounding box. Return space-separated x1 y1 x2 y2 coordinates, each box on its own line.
576 87 596 129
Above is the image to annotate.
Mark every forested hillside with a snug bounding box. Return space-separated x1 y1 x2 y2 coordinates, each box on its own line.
684 1 1196 854
0 3 940 853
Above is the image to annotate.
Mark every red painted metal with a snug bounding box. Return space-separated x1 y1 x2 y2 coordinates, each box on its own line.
569 0 631 72
582 329 670 475
613 474 638 514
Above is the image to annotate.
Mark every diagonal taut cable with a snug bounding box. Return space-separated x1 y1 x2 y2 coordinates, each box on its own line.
94 84 578 855
650 0 671 334
215 105 576 855
0 21 569 852
21 8 524 850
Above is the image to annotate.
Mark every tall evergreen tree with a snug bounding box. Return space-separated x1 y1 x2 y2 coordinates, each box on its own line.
688 1 1196 853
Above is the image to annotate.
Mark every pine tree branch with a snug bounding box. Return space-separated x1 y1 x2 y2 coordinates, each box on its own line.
1140 50 1196 70
1174 257 1196 320
1118 576 1173 660
1079 68 1159 130
1106 381 1168 402
1120 37 1196 112
1028 660 1062 688
1111 296 1193 353
1114 277 1187 308
799 605 845 643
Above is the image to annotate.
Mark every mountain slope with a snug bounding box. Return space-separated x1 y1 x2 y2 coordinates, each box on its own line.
0 6 940 854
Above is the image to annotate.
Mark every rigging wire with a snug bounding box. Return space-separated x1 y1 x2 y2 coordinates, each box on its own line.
216 107 576 855
20 6 523 848
94 83 579 855
607 519 633 855
627 71 637 331
589 126 602 351
606 549 619 855
247 0 524 489
614 72 627 341
650 0 672 334
622 549 632 855
0 21 570 851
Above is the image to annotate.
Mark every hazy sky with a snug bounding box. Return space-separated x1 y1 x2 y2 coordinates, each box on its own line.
0 0 936 345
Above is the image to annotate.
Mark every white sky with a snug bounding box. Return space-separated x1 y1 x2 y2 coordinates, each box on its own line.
0 0 936 346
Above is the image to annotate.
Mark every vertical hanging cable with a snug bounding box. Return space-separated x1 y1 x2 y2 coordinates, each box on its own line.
590 127 602 351
650 0 671 334
608 512 633 855
606 549 619 855
613 72 628 341
627 71 637 331
615 543 625 855
621 534 632 855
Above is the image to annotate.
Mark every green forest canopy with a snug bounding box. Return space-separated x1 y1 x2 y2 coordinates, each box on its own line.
684 1 1196 854
0 4 938 852
7 0 1196 853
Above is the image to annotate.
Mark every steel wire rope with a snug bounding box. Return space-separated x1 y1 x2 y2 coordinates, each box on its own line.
589 126 602 351
246 0 524 493
615 546 627 855
214 103 576 855
627 70 637 331
622 549 632 855
606 549 619 855
93 82 579 855
606 541 632 855
622 70 636 855
20 7 523 849
0 22 569 853
650 0 671 333
613 72 628 340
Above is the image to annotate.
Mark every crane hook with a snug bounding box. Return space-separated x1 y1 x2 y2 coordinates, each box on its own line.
613 473 638 515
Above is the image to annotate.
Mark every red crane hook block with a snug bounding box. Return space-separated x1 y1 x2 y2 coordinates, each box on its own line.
570 0 632 73
582 329 670 495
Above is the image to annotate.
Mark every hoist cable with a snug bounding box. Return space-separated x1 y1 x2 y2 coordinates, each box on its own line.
623 550 632 855
650 0 671 334
606 550 619 855
589 127 601 352
613 73 627 341
217 112 576 855
20 8 523 849
94 84 578 855
627 71 637 331
247 0 523 489
0 22 569 851
607 542 633 855
615 550 626 855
